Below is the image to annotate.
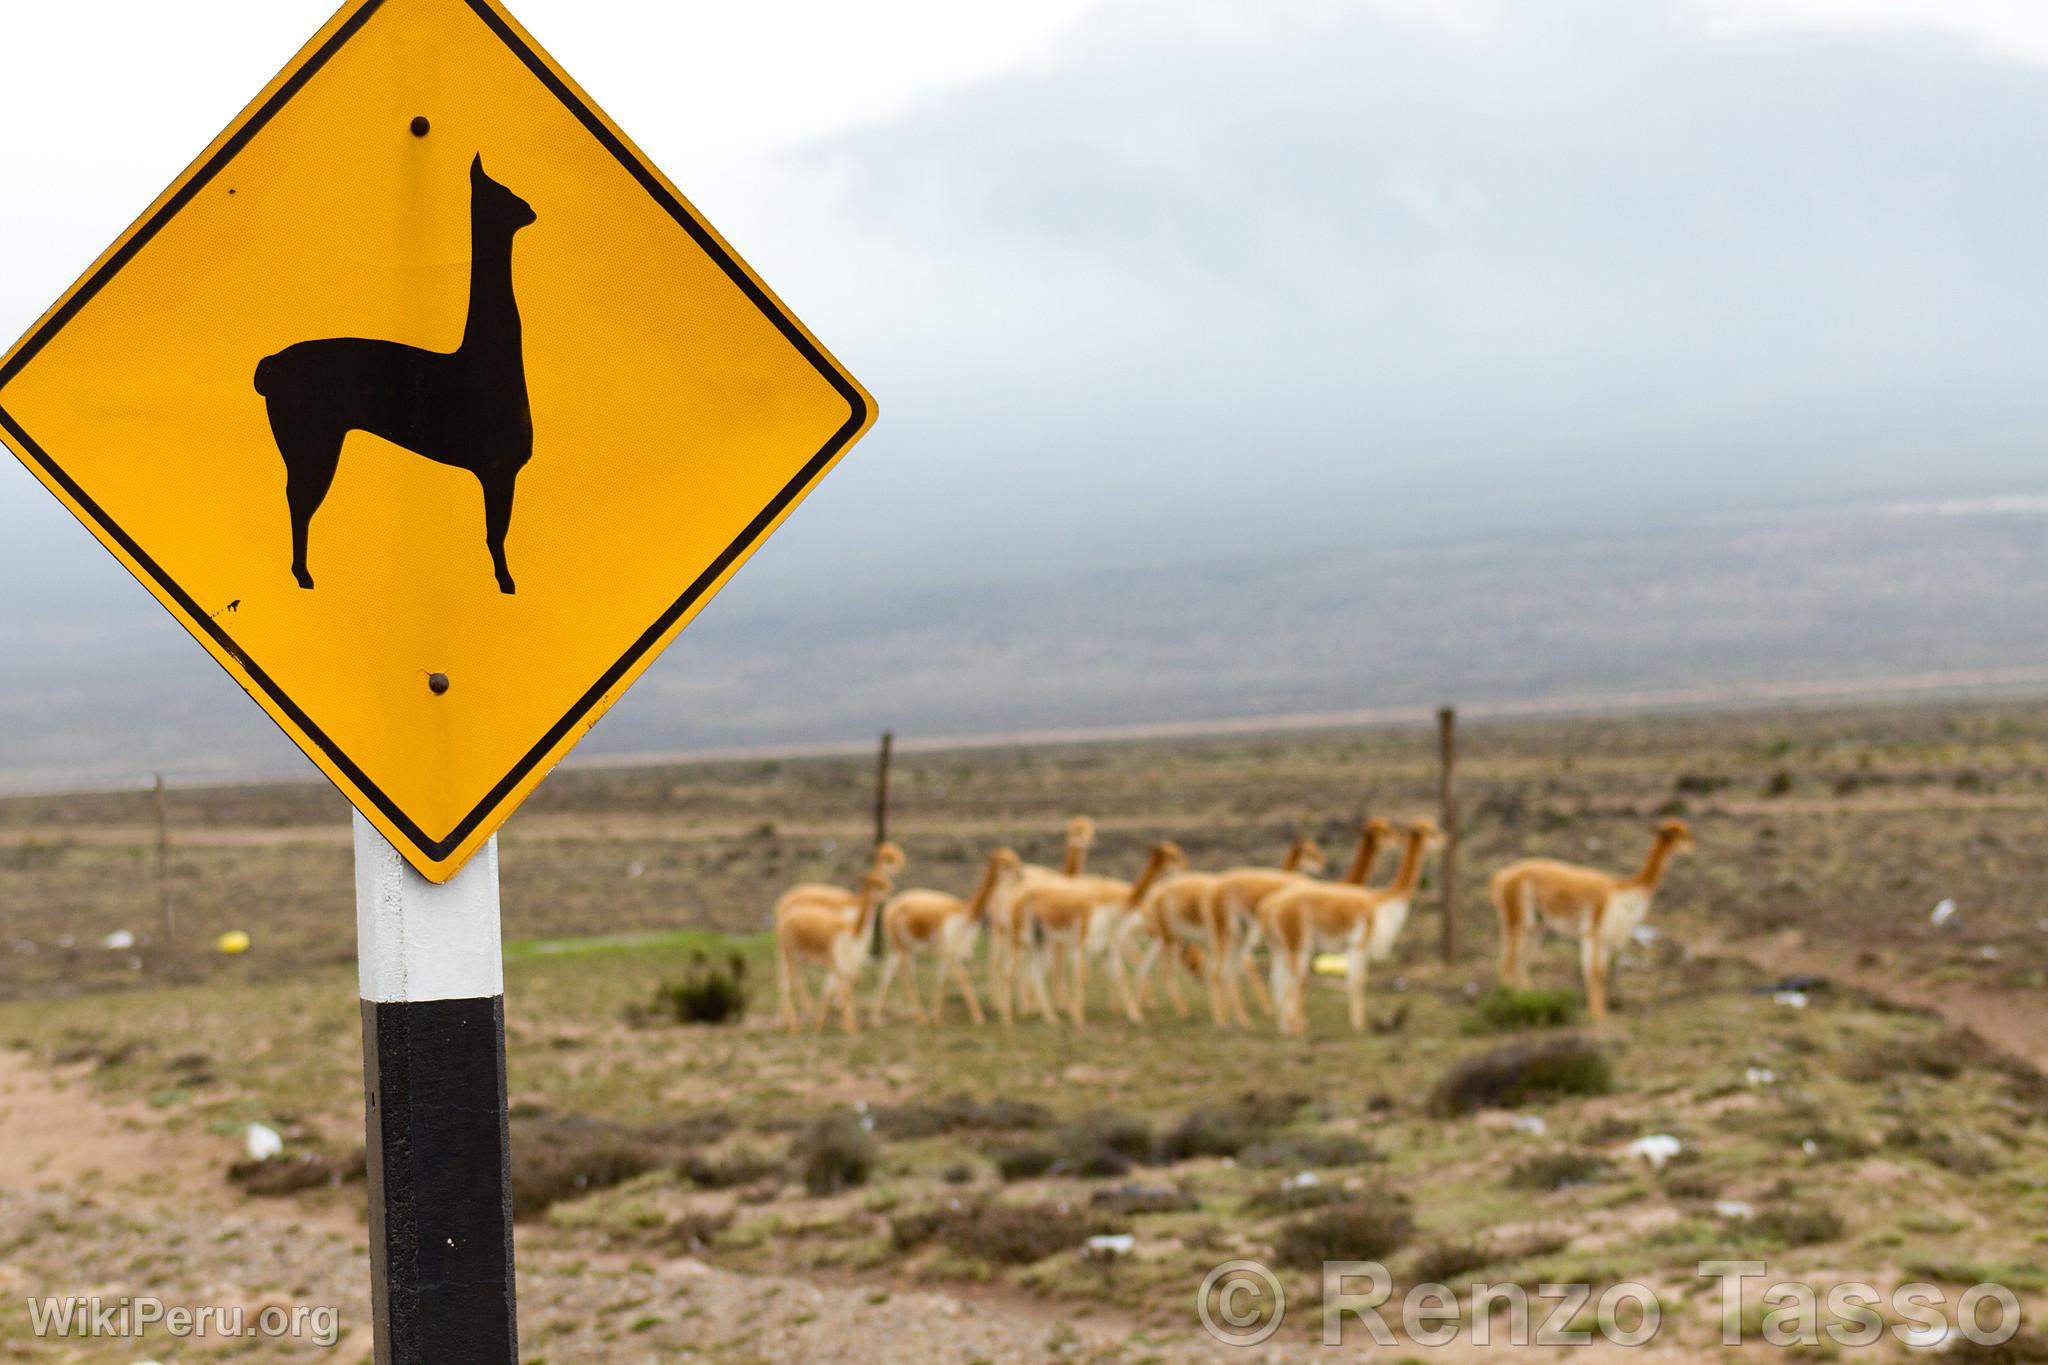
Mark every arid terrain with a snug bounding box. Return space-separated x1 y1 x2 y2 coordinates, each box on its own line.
4 696 2048 1360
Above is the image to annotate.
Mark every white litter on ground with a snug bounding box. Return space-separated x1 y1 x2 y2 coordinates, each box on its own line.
1899 1322 1955 1352
1510 1114 1548 1136
1628 1135 1682 1170
1774 991 1809 1009
1086 1234 1135 1257
101 930 136 951
1931 898 1957 927
244 1123 284 1162
1714 1200 1755 1220
1745 1067 1777 1087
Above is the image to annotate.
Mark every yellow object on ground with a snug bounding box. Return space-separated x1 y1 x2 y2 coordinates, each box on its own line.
216 931 252 955
1313 953 1347 976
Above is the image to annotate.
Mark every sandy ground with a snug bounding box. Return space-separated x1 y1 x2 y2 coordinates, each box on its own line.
0 1050 1230 1362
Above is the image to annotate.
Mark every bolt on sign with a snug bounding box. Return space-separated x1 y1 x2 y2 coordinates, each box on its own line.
0 0 876 880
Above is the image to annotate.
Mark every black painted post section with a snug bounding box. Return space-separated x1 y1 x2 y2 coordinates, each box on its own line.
363 996 518 1364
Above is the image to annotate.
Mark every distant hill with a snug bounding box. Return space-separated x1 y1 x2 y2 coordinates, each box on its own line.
5 497 2048 792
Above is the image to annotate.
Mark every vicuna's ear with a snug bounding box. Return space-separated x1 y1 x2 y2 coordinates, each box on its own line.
471 154 486 180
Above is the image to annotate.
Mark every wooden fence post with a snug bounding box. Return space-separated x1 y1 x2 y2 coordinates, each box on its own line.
1437 707 1459 965
151 774 174 952
871 730 894 954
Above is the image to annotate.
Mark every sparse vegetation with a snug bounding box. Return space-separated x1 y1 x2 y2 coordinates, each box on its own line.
790 1114 877 1196
1427 1037 1615 1117
638 952 750 1025
1507 1150 1612 1191
1272 1197 1415 1269
6 698 2048 1356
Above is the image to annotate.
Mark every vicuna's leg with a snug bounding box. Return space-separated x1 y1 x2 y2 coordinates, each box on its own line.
481 470 519 595
1346 945 1371 1033
1070 937 1088 1027
838 967 860 1034
1496 884 1527 990
1581 933 1609 1024
1102 936 1141 1024
870 951 905 1027
946 952 986 1025
272 416 344 591
1160 947 1190 1018
1022 939 1059 1023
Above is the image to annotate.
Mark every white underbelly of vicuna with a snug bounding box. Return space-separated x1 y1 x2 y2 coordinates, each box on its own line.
940 918 979 958
1600 889 1652 944
1367 899 1410 961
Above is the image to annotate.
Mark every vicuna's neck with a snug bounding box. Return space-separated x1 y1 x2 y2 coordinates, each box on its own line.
1062 838 1088 877
854 882 885 940
1388 833 1429 898
965 858 1003 920
1626 835 1680 892
1344 829 1387 885
462 218 522 357
1125 850 1171 907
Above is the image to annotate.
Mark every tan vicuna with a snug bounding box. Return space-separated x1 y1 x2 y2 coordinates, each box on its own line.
772 840 905 926
1009 842 1185 1026
776 869 892 1034
1205 830 1364 1024
871 848 1021 1027
1123 871 1223 1024
986 817 1096 1025
1491 818 1697 1022
1263 820 1444 1035
769 840 905 1022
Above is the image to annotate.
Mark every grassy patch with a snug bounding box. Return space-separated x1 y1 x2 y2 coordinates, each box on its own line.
1467 987 1582 1033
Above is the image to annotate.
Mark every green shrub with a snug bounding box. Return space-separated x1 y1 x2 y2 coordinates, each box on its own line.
1428 1037 1615 1117
1238 1132 1383 1169
1507 1150 1612 1191
1751 1204 1844 1248
1273 1198 1414 1269
1243 1180 1352 1215
684 1145 781 1190
1468 987 1582 1034
509 1116 681 1219
1156 1092 1306 1163
991 1140 1057 1182
647 953 749 1025
791 1114 877 1196
870 1095 1053 1139
889 1201 1126 1265
1411 1240 1496 1283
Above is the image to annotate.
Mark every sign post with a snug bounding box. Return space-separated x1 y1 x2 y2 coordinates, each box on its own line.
0 2 876 1358
354 817 514 1362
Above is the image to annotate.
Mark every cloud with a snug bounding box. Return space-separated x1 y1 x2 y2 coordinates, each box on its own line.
1684 0 2048 66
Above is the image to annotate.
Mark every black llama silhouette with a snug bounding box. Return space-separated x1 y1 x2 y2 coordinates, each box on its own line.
254 156 536 594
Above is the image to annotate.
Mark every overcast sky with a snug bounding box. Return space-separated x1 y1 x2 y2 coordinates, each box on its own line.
5 0 2048 779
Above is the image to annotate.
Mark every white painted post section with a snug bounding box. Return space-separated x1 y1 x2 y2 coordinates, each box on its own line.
354 814 504 1004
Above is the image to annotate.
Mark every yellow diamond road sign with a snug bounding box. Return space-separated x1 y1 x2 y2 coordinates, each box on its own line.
0 0 876 881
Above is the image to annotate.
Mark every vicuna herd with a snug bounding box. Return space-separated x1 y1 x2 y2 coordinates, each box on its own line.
775 817 1695 1036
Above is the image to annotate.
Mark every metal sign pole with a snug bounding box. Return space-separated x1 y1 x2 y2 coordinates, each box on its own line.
353 815 518 1363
